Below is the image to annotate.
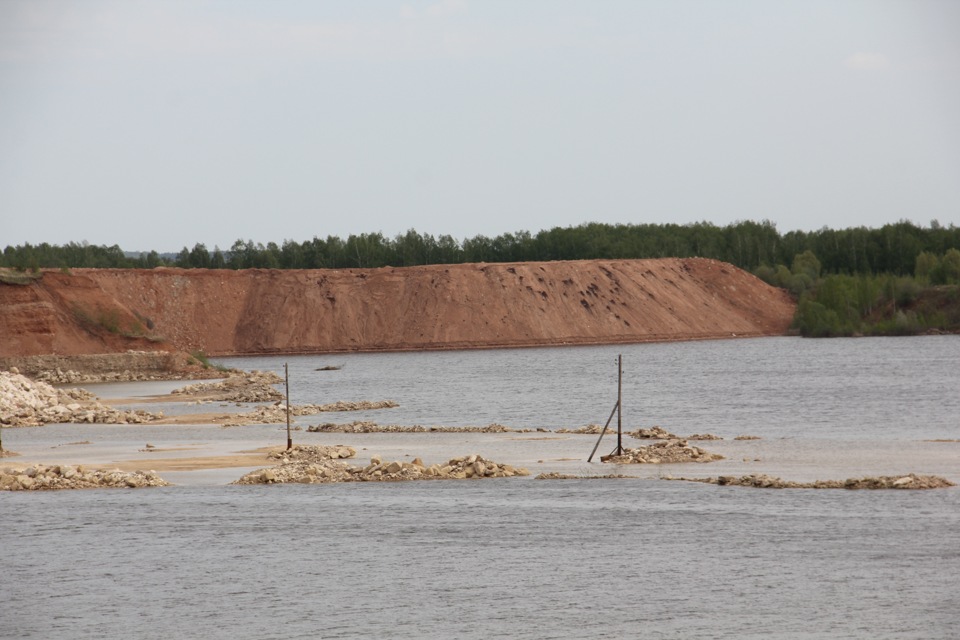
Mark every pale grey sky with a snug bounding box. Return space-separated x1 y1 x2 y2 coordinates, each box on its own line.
1 0 958 252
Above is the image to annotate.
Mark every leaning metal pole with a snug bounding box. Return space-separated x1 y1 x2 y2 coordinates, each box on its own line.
587 400 620 463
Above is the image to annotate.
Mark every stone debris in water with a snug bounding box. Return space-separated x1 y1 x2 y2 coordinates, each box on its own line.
172 371 284 402
626 426 723 440
266 444 357 463
0 370 162 426
535 472 634 480
601 439 724 464
222 400 400 427
556 424 609 434
306 421 515 434
0 464 170 491
668 473 955 490
734 435 762 440
627 426 679 440
233 453 529 485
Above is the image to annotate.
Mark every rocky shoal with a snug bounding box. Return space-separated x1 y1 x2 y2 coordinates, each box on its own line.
304 421 708 435
669 473 956 490
601 439 724 464
172 371 284 402
0 370 162 427
221 400 401 427
234 451 529 485
625 426 727 440
306 421 519 434
0 464 170 491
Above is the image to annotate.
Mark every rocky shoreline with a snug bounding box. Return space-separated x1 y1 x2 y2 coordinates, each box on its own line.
1 464 170 491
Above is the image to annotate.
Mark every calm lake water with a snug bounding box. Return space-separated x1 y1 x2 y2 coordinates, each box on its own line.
2 336 959 639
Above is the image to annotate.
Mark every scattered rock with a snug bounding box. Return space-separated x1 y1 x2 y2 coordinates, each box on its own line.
171 371 284 402
266 444 357 464
670 473 956 490
627 426 679 440
223 400 400 427
306 421 515 434
556 424 609 434
233 454 529 485
535 472 634 480
687 433 723 440
734 435 762 440
0 464 170 491
601 440 724 464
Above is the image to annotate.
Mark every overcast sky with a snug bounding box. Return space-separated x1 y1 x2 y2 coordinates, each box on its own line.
2 0 958 253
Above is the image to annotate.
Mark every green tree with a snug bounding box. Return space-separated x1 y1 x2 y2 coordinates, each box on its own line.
914 251 940 283
942 248 960 284
791 250 821 281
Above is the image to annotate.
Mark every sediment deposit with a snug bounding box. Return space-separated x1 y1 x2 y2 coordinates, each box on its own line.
0 258 795 358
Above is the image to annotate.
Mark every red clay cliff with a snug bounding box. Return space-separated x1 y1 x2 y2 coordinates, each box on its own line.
0 258 795 358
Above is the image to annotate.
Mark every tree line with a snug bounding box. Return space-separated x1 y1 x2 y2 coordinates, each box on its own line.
4 219 959 276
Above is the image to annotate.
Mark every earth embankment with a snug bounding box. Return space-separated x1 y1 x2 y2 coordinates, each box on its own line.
0 258 795 358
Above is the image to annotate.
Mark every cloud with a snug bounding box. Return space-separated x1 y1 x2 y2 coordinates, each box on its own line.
844 51 890 71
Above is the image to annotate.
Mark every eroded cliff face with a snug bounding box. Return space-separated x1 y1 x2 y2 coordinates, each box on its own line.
0 259 795 357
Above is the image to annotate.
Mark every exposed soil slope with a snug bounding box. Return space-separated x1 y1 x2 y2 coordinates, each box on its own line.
0 259 794 357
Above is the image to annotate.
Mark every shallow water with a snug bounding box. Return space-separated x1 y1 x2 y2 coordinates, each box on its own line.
2 336 959 638
3 480 959 639
219 335 960 440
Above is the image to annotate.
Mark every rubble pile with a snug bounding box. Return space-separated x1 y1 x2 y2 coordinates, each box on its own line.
601 439 724 464
171 371 284 402
0 464 170 491
0 370 161 426
234 453 529 485
672 473 955 490
687 433 723 440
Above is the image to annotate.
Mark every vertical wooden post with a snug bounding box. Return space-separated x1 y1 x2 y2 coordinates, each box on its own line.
616 354 623 455
285 362 292 450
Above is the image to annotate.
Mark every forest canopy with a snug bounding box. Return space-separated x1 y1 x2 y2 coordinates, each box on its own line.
3 219 959 279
